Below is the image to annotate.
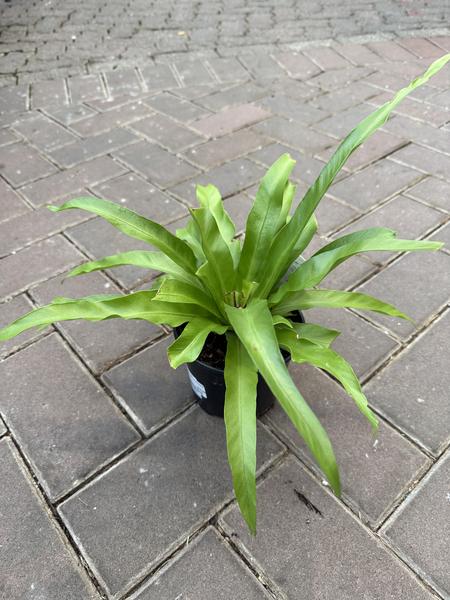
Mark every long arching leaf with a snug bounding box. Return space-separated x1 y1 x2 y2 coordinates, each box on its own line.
68 250 201 287
225 299 340 495
277 331 378 430
167 318 228 368
224 332 258 534
0 291 214 341
155 278 223 321
271 235 442 304
273 289 411 320
238 153 296 283
49 197 197 273
256 53 450 297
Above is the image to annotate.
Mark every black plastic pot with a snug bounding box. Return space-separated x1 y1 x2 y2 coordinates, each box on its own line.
173 311 305 418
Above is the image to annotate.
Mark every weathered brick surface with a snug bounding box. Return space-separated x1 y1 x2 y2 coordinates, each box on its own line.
266 364 429 526
221 457 435 600
0 334 139 500
59 407 282 598
0 439 100 599
365 311 450 455
382 450 450 597
132 527 271 599
0 142 57 187
103 337 195 434
114 139 199 187
0 36 449 599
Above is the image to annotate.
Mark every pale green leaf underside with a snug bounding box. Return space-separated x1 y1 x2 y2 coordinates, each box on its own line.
225 299 340 495
224 332 258 534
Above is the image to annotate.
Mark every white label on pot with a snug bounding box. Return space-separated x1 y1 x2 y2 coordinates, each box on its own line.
187 369 207 399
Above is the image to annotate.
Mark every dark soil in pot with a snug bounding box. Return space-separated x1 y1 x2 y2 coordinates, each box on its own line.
173 311 305 418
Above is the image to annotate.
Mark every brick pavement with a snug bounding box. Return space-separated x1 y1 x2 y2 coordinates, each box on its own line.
0 36 449 599
1 0 450 84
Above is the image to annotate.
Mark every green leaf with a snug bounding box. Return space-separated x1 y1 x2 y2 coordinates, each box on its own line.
176 217 206 263
256 53 450 297
196 184 239 265
49 196 197 273
224 332 258 534
67 250 201 287
167 318 228 368
239 154 296 283
290 322 341 347
271 233 442 304
0 291 217 342
277 331 378 430
155 277 223 321
273 289 411 320
225 299 340 495
275 181 297 231
192 207 236 303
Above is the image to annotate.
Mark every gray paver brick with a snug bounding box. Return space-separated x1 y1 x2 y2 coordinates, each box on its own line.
303 45 352 70
68 73 106 103
266 364 429 525
0 203 93 258
207 56 250 82
183 128 268 168
405 176 450 212
114 139 199 188
197 81 269 111
0 438 99 600
48 127 138 168
70 100 152 136
390 143 450 182
253 115 334 154
192 103 271 138
31 271 162 373
103 337 195 434
169 157 265 203
0 177 30 222
305 308 398 379
334 42 382 66
382 451 450 598
144 91 211 122
0 294 48 358
59 407 283 598
0 85 28 116
139 63 179 91
131 527 271 600
174 59 215 86
336 195 446 263
274 51 322 79
130 112 204 151
329 159 422 211
365 311 450 455
256 92 328 125
0 334 140 500
0 236 82 300
104 68 143 96
314 195 359 235
239 51 285 80
12 112 78 152
0 141 58 187
43 103 97 126
19 155 127 207
356 250 450 339
31 78 68 108
221 456 435 600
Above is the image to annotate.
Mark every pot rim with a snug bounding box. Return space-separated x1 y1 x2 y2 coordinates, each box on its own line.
174 310 305 375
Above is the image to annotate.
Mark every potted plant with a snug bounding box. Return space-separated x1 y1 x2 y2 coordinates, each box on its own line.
1 55 448 534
